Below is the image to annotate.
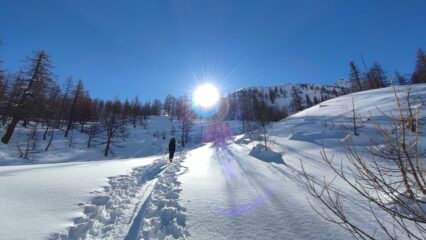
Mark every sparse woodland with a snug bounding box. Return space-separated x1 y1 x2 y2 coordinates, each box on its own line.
1 46 425 161
0 50 345 157
0 50 171 156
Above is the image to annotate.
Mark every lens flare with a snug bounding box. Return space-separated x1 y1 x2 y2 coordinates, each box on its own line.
202 123 233 145
193 84 220 108
192 83 221 117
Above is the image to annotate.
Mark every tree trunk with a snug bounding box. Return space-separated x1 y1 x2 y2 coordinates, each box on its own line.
45 129 54 151
87 123 97 148
263 125 267 150
68 129 74 147
1 117 19 144
65 81 82 137
87 129 93 148
104 127 112 156
352 99 358 136
43 122 50 140
65 120 72 137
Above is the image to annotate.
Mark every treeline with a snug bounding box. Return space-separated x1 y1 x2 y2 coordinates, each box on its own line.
163 82 349 134
0 50 179 156
348 48 426 92
222 84 348 132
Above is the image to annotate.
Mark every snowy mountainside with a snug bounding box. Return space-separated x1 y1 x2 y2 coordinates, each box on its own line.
334 78 352 88
252 83 426 239
264 84 426 185
271 84 426 143
227 82 349 118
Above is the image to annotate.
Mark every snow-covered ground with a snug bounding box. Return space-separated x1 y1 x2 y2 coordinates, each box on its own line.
0 116 243 239
179 143 352 239
0 156 158 239
1 84 425 239
0 116 244 166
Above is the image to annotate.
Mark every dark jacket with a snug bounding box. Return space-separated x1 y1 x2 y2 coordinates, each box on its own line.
168 137 176 152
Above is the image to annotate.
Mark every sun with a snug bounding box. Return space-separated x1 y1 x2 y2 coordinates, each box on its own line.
194 84 220 108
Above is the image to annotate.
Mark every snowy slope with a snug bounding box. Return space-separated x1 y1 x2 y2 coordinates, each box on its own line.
270 83 426 149
1 84 425 239
230 82 348 110
177 84 426 239
178 143 352 239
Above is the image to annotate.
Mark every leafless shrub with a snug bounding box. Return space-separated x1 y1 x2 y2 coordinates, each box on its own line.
302 84 426 239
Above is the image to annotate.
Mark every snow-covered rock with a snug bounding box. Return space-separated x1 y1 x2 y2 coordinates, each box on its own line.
249 143 284 164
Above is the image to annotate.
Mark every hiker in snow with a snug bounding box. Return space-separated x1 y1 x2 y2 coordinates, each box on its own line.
168 137 176 162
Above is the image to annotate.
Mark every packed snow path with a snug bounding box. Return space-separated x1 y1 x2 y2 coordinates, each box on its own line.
44 150 188 240
125 152 189 240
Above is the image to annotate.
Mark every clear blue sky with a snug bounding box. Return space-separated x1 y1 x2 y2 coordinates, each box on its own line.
0 0 425 100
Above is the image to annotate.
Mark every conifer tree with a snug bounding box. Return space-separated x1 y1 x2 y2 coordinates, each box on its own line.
349 61 363 92
411 48 426 84
290 86 304 112
2 50 54 144
395 71 407 85
64 80 83 137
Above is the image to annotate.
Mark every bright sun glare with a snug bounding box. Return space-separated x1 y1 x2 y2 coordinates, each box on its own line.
194 84 220 108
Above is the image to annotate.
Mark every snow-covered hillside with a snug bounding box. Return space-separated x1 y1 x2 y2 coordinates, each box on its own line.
230 82 348 110
1 84 425 239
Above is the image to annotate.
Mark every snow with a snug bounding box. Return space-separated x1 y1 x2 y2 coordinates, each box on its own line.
0 116 243 166
1 84 426 239
179 143 351 239
0 115 244 239
0 156 157 240
175 84 426 239
232 82 347 110
135 153 189 240
61 160 165 239
248 143 284 164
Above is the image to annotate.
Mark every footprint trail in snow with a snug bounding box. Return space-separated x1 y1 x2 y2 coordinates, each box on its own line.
51 153 189 240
